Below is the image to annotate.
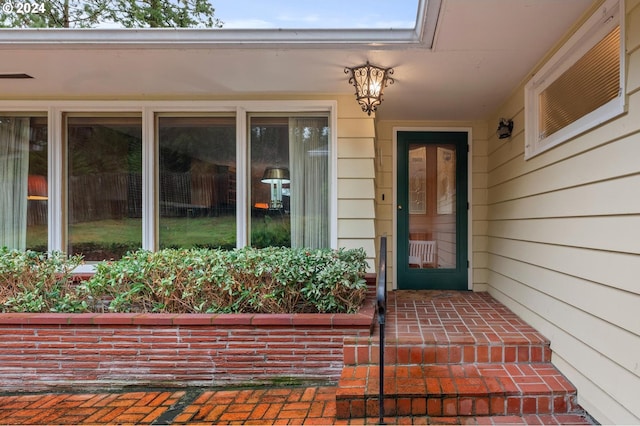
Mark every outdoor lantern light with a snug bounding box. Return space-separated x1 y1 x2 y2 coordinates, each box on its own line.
345 61 394 116
261 167 290 209
496 118 514 139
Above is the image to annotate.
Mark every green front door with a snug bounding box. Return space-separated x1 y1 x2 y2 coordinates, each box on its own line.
396 131 468 290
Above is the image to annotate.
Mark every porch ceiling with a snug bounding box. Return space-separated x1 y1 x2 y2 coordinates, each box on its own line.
0 0 594 121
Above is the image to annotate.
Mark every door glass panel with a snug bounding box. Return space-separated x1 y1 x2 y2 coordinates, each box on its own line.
407 143 456 269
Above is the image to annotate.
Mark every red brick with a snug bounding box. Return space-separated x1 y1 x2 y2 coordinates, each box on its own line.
439 378 457 396
553 395 568 413
517 346 530 362
423 347 437 363
343 347 356 365
92 314 137 325
396 346 410 363
409 347 424 364
396 398 412 416
475 397 490 415
210 314 253 325
530 346 543 362
504 346 517 362
448 345 462 363
458 397 473 415
334 400 351 418
522 396 537 414
477 345 489 362
462 345 475 362
427 398 442 416
349 400 366 418
490 396 506 415
411 398 427 415
442 397 458 416
490 345 503 362
506 396 522 415
435 346 449 363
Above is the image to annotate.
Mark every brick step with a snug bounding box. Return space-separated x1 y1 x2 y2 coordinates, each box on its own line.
335 363 579 418
377 414 593 425
343 337 552 365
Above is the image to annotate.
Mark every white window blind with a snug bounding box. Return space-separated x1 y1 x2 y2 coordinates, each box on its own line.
539 26 620 140
524 0 625 159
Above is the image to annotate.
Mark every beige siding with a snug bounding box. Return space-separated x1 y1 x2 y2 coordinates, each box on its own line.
485 2 640 423
373 120 488 290
338 219 375 239
336 96 377 271
338 179 375 199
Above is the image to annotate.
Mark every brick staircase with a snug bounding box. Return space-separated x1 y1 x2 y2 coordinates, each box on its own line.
335 291 593 423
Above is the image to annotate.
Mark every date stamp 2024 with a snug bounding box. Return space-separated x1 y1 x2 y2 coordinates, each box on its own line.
2 1 46 15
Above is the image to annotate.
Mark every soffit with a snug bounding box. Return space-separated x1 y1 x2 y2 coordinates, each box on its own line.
0 0 595 121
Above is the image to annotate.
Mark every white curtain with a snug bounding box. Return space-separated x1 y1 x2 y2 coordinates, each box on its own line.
0 117 30 250
289 118 329 249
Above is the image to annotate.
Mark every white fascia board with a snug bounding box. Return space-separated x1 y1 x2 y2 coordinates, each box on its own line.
0 27 424 49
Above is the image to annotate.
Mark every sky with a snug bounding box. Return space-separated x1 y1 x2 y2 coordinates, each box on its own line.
212 0 419 30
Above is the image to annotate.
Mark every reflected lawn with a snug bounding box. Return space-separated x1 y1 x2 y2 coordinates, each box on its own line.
26 214 291 258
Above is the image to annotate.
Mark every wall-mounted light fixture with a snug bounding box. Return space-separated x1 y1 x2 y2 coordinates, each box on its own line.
261 167 290 209
496 118 514 139
344 61 394 116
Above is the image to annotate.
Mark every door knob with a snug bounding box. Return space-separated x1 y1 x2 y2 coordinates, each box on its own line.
398 205 403 210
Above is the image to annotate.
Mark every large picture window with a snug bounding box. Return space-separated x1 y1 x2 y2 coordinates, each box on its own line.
158 115 236 249
0 115 47 251
0 102 335 264
524 0 624 159
66 115 143 260
250 116 329 249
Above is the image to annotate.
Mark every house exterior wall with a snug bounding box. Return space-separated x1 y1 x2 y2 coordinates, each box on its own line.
484 1 640 423
373 120 489 291
336 96 377 272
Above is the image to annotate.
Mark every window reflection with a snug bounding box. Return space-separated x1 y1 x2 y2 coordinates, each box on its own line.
67 116 142 261
158 116 236 249
250 116 329 249
0 115 47 252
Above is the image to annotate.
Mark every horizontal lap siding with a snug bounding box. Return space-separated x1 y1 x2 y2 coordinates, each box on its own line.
337 97 376 272
486 3 640 424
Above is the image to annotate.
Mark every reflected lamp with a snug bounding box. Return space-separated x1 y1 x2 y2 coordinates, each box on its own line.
261 167 290 209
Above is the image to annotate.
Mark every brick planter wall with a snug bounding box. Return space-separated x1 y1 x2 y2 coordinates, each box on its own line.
0 278 376 392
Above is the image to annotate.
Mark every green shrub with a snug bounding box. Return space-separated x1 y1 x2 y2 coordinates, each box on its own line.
0 246 369 314
81 248 234 313
0 248 85 313
83 247 368 314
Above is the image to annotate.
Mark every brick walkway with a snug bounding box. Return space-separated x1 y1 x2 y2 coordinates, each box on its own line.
0 385 593 425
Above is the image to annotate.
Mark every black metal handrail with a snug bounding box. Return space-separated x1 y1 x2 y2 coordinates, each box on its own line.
376 235 387 425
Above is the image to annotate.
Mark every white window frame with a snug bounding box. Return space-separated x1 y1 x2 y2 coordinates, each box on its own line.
524 0 625 159
0 100 338 273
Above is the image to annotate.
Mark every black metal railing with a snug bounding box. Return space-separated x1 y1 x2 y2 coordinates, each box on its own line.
376 235 387 424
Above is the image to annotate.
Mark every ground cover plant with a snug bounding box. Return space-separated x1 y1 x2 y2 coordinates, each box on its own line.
0 246 368 314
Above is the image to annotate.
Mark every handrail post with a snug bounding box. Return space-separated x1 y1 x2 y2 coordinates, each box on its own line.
376 235 387 425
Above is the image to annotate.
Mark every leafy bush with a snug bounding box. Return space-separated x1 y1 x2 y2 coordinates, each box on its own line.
0 247 369 314
250 216 291 248
0 248 85 312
